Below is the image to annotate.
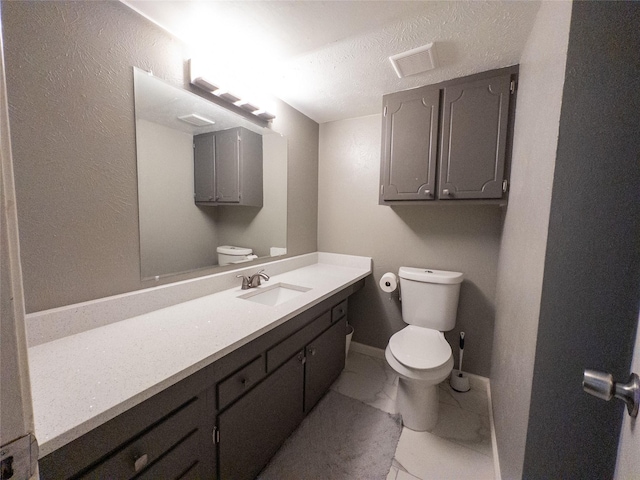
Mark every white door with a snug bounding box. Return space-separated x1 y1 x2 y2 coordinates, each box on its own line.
0 16 38 479
615 310 640 478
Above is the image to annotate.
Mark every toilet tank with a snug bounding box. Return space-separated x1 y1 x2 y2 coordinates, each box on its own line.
217 245 253 266
398 267 464 331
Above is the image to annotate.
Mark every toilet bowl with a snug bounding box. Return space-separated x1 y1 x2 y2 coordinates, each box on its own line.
384 267 463 431
385 326 454 430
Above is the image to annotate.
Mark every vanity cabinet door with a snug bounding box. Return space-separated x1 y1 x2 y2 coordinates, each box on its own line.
438 73 512 200
304 318 347 412
380 86 440 202
217 353 305 480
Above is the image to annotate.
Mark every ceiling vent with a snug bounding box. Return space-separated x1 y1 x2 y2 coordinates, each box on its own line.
389 42 438 78
177 113 216 127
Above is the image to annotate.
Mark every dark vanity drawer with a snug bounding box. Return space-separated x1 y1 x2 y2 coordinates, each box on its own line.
217 354 266 410
136 429 200 480
331 299 348 323
80 397 200 479
266 311 332 372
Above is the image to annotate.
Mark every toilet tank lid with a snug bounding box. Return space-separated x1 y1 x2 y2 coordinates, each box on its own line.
398 267 464 284
217 245 253 255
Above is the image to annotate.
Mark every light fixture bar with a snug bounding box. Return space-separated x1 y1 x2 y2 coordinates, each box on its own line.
189 58 276 121
192 76 219 93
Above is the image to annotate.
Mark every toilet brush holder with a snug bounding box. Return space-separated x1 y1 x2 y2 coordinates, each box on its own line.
450 332 470 392
450 369 470 392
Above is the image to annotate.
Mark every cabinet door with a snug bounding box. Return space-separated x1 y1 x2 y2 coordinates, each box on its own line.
304 318 346 412
439 74 511 199
214 129 240 203
193 133 215 203
217 353 305 480
381 86 440 201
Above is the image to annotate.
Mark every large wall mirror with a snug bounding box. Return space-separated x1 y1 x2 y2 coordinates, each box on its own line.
133 68 287 280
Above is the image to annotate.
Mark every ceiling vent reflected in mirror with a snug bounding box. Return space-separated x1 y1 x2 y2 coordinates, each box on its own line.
389 42 438 78
178 113 216 127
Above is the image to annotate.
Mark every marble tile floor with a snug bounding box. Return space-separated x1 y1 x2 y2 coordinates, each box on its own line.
331 349 496 480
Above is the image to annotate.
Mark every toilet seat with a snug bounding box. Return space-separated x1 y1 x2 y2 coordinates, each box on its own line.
389 325 452 370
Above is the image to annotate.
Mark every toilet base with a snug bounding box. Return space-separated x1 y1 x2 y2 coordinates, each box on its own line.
397 377 440 431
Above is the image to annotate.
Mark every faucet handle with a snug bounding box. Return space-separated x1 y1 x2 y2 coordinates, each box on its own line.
236 274 250 290
249 269 269 288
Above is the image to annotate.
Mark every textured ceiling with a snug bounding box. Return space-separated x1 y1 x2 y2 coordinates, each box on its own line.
123 1 541 124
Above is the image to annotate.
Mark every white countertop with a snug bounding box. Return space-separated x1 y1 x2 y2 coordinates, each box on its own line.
27 253 371 457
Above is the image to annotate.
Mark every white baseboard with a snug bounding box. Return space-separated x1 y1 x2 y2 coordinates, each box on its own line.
486 380 501 480
349 341 385 359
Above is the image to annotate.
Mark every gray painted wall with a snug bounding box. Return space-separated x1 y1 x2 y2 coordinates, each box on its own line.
523 2 640 477
489 2 572 478
136 119 218 278
318 115 503 377
3 1 318 313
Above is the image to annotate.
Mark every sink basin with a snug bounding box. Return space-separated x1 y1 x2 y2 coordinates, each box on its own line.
239 283 311 306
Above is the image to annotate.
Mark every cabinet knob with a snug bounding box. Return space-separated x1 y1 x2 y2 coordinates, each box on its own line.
134 453 148 472
308 347 316 356
424 189 431 197
442 189 451 197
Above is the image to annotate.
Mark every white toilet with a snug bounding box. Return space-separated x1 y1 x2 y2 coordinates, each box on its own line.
385 267 464 431
217 245 253 266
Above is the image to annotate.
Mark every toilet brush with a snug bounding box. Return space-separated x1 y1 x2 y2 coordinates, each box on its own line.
450 332 470 392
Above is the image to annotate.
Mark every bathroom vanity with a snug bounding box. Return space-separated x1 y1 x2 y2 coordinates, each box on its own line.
27 253 371 480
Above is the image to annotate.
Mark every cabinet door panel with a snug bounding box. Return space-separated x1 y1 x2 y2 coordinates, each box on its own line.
193 133 215 202
218 354 305 480
304 319 346 412
439 74 511 199
381 87 439 201
214 129 240 203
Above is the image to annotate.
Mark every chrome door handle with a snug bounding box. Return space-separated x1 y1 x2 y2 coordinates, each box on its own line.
582 369 639 417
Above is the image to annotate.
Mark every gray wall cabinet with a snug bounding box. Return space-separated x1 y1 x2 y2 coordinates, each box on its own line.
381 87 440 201
194 127 263 207
38 281 363 480
379 66 518 205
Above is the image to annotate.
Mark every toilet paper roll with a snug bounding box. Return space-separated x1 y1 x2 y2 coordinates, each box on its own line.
379 272 398 293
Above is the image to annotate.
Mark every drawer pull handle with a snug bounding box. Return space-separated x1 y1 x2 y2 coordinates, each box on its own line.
134 454 148 472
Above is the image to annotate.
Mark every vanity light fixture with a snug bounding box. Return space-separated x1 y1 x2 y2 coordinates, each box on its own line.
189 59 276 121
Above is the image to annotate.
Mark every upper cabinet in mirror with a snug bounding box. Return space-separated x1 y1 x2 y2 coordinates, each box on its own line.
133 68 287 280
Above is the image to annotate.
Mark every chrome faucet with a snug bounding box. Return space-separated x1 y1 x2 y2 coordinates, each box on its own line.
237 269 270 290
